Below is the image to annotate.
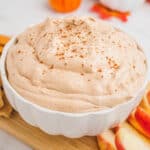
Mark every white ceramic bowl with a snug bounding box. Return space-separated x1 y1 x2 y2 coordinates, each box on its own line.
99 0 145 12
0 36 148 138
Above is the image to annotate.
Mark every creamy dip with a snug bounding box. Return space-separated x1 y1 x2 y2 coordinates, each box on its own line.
6 17 147 113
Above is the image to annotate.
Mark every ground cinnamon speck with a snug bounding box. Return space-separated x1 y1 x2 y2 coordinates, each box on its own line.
82 41 87 44
32 51 35 54
97 69 102 72
59 57 65 60
106 56 120 70
49 64 54 69
72 49 77 53
64 63 67 66
80 55 84 58
112 64 120 69
17 50 21 54
59 29 63 32
61 35 67 38
88 31 92 35
71 42 76 45
69 56 73 58
77 31 81 35
55 53 64 56
133 65 136 69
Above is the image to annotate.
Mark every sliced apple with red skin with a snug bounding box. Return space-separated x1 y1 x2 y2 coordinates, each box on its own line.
128 107 150 138
128 110 149 138
140 89 150 114
135 107 150 136
115 123 150 150
97 130 117 150
113 125 120 134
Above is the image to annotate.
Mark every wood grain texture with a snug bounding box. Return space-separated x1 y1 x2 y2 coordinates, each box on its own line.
0 112 99 150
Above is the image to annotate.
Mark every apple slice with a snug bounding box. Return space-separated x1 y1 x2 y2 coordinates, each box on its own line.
97 130 117 150
135 107 150 135
128 107 150 138
140 87 150 114
128 109 149 138
115 123 150 150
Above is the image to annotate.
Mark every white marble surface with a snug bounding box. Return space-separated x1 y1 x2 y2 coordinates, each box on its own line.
0 0 150 149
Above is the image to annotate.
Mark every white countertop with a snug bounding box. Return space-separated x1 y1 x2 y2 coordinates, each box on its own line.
0 0 150 149
0 130 31 150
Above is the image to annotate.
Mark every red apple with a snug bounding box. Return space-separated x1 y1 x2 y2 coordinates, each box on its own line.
115 123 150 150
140 88 150 115
128 107 150 138
97 130 117 150
135 107 150 135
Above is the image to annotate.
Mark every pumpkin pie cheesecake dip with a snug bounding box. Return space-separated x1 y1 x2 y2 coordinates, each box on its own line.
6 17 147 113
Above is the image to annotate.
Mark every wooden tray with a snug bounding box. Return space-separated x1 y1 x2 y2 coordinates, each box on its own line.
0 111 99 150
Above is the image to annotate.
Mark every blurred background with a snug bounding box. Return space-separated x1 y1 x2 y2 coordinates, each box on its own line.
0 0 150 56
0 0 150 149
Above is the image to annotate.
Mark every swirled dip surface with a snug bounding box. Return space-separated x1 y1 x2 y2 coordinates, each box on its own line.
6 17 147 113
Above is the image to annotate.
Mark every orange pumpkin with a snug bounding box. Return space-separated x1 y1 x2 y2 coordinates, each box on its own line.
49 0 81 13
